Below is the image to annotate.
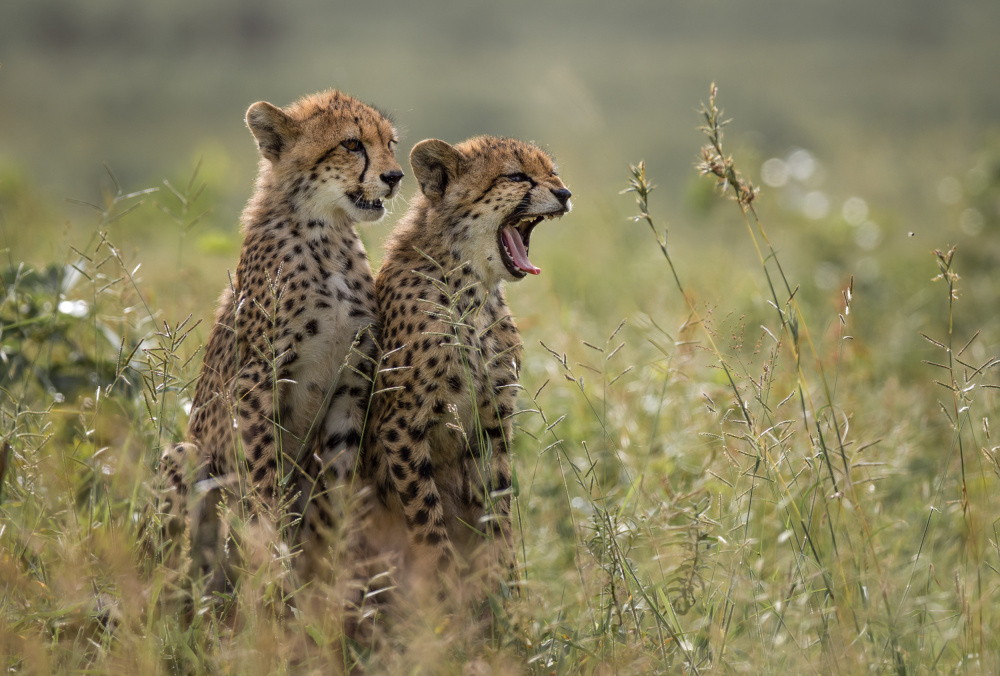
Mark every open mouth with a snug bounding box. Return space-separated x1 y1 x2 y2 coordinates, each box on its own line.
497 209 565 278
347 192 384 211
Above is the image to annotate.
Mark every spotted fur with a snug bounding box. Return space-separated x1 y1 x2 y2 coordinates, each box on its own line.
152 90 403 581
363 136 572 594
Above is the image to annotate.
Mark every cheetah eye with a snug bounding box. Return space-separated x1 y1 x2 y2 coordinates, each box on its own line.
342 139 363 152
503 172 531 183
388 139 398 150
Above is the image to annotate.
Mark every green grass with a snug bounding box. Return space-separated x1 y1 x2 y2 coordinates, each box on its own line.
2 85 999 674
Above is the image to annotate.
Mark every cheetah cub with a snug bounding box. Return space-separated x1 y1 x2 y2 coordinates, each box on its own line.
366 136 571 594
155 90 402 575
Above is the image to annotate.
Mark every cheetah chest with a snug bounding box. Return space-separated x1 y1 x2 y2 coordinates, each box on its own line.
274 244 376 433
432 302 520 448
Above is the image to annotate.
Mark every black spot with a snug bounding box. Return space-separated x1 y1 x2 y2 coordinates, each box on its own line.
409 423 428 442
494 471 511 492
305 319 319 336
345 430 362 448
403 480 419 502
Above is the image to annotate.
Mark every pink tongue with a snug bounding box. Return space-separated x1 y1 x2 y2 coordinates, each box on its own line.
502 225 541 275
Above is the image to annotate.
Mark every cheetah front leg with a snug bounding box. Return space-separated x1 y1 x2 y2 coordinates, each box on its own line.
234 360 293 517
154 441 204 531
474 407 516 581
294 332 376 549
314 329 378 486
143 442 230 592
379 396 454 579
141 441 205 567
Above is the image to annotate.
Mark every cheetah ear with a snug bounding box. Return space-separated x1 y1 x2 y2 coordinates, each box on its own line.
246 101 300 163
410 139 463 202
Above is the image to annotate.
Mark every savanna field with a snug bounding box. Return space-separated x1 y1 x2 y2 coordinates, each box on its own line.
2 3 1000 674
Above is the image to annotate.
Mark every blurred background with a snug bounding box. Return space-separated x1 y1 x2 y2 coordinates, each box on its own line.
2 0 999 366
2 5 1000 669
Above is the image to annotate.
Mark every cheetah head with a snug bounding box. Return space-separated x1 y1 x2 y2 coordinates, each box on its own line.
410 136 571 284
246 90 404 224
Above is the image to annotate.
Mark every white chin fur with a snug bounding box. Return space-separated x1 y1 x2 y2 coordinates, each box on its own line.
465 237 514 287
351 205 387 222
306 186 389 224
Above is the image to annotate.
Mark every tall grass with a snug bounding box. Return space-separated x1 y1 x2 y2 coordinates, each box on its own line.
2 87 998 674
508 85 999 673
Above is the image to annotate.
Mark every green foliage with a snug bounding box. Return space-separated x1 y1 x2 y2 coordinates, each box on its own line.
2 87 1000 674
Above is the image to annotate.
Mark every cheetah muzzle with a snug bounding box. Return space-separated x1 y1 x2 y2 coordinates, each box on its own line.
348 191 386 213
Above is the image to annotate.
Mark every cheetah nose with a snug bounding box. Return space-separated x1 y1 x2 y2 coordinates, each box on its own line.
381 170 404 190
550 187 572 206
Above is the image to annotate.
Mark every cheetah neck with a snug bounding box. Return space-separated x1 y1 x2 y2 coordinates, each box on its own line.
302 208 357 242
242 179 360 242
394 218 506 294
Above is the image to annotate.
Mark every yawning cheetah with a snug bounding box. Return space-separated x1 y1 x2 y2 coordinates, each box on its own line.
364 136 571 595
